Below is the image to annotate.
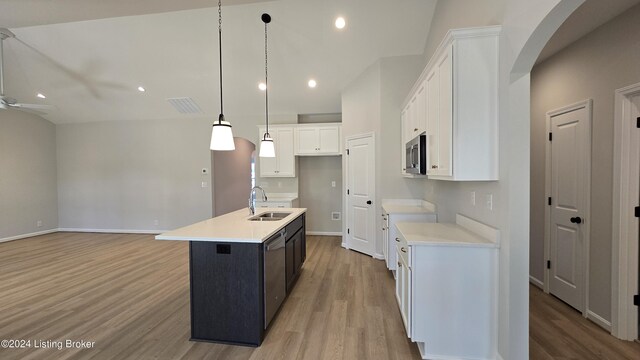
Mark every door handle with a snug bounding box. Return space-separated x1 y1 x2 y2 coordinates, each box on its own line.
570 217 582 224
366 200 372 205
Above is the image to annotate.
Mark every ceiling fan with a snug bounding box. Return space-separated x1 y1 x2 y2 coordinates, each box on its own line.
0 27 53 113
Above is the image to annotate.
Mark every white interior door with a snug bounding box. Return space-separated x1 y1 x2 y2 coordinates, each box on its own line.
548 101 591 312
346 134 376 256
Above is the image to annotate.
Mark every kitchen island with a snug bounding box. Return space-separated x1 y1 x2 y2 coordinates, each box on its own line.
156 208 307 346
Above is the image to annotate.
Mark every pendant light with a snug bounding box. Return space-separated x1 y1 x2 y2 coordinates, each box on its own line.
259 13 275 158
210 0 235 151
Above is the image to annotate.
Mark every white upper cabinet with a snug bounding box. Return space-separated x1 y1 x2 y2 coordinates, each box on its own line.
258 126 296 177
402 26 500 181
294 124 341 156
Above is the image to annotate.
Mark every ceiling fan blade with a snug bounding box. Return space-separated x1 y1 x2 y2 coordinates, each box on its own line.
9 103 55 110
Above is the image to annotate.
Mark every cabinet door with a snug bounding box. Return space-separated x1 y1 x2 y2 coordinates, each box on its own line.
395 247 403 309
276 128 296 177
435 44 453 176
426 69 439 175
285 238 294 290
295 128 318 155
402 255 411 338
293 231 303 274
401 109 409 174
415 82 427 136
318 126 340 154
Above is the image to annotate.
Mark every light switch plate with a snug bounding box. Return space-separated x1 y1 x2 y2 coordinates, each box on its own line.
485 194 493 210
201 181 208 188
331 181 336 188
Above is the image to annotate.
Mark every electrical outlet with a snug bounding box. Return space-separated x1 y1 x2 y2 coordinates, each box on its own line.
201 181 208 188
331 181 336 188
36 220 42 227
486 194 493 210
470 191 476 206
331 212 341 220
153 220 159 226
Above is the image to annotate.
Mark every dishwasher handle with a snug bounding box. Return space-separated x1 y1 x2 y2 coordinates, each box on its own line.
266 233 286 250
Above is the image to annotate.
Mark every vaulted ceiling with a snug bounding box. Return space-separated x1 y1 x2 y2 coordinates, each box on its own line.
0 0 437 124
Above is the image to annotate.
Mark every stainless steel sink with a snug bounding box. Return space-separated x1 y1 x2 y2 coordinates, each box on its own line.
248 212 291 221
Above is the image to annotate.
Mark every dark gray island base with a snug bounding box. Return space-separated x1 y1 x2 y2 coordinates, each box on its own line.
188 213 306 346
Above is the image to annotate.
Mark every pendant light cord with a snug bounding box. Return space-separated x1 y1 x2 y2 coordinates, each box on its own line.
218 0 224 123
264 20 269 139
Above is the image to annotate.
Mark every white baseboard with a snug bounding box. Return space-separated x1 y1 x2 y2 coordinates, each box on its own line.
306 231 342 236
0 228 58 243
529 275 544 289
587 310 612 332
373 253 384 260
57 228 167 235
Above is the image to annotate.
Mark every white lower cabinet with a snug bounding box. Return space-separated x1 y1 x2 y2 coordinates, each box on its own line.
255 197 299 209
395 228 498 360
382 211 436 272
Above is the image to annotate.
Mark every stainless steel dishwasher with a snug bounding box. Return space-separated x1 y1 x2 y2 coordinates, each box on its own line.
263 230 286 329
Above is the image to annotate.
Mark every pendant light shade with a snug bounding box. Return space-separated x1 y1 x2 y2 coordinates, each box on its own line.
259 135 275 157
210 116 235 151
259 13 275 158
210 0 235 151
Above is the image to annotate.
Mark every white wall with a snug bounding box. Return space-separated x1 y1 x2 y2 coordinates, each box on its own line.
530 3 640 322
0 109 58 241
299 156 342 233
56 118 212 231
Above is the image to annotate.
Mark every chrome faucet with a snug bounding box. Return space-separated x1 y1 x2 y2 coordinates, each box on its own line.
248 186 268 215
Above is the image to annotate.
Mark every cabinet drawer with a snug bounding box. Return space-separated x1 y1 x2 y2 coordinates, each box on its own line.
256 201 290 208
286 215 304 239
396 234 410 268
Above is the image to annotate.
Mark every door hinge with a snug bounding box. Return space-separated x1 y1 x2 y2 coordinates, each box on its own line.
548 197 552 206
347 189 350 195
634 295 640 306
547 260 551 269
635 206 639 218
346 149 350 155
347 228 350 234
637 117 640 128
548 132 553 141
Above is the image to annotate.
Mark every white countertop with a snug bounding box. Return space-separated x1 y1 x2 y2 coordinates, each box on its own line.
396 222 498 248
382 204 436 214
155 208 306 243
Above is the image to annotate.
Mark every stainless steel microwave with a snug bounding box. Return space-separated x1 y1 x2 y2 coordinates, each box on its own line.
405 133 427 175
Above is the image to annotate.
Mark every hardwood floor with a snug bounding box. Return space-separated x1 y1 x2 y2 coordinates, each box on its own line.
0 233 420 360
530 284 640 359
2 232 639 359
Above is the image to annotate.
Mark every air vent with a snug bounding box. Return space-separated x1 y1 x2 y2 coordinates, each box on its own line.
166 97 202 114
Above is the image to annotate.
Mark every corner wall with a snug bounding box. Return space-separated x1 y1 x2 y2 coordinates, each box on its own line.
530 3 640 322
0 109 58 241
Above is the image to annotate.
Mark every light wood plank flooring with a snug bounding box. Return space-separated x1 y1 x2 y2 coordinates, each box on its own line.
2 232 639 359
0 233 419 360
529 284 640 359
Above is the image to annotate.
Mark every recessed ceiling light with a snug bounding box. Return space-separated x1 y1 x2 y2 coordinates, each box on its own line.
258 82 267 91
137 86 146 92
36 93 46 99
335 17 346 29
308 79 317 88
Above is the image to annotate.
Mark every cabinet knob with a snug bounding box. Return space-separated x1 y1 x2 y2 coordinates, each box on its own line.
402 168 406 171
570 217 582 224
401 247 407 253
414 128 418 132
431 165 438 169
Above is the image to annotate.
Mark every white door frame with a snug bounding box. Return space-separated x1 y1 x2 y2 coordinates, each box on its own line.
612 82 640 341
343 132 376 254
543 99 592 320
